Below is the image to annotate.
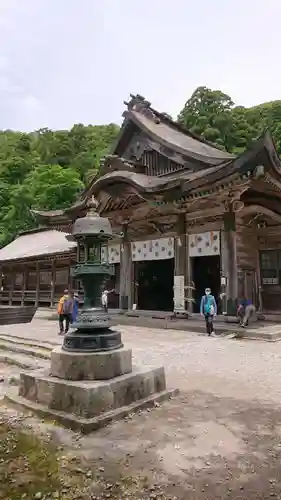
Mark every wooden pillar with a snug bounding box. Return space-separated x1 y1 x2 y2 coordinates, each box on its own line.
222 207 238 315
119 225 132 310
35 262 40 307
185 230 193 314
0 266 2 303
174 213 186 313
50 259 56 307
9 270 15 306
68 257 74 291
21 265 28 306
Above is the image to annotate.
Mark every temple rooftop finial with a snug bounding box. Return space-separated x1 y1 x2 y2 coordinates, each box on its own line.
124 93 151 111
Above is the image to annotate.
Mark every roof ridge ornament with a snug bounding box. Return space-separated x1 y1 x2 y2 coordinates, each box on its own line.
124 93 160 124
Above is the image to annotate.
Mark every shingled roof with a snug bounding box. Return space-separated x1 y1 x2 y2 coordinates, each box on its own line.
113 93 234 167
0 229 77 263
29 95 281 223
90 130 281 203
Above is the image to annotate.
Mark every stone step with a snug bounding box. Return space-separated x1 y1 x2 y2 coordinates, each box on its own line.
0 350 47 370
6 388 179 434
0 340 51 360
112 315 238 334
0 333 59 349
0 334 54 352
239 324 281 342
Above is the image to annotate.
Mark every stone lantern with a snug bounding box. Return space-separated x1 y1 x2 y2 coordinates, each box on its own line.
63 198 122 352
13 198 177 433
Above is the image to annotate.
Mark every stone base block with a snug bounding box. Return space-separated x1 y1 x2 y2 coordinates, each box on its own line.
235 326 281 342
18 365 167 419
50 346 132 381
6 388 179 434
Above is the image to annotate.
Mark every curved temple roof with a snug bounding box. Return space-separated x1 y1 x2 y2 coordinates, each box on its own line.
90 130 281 202
129 108 234 165
29 95 281 223
114 93 234 167
0 229 76 262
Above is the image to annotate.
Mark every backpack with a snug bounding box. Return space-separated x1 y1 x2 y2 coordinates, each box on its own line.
62 298 73 314
203 295 214 315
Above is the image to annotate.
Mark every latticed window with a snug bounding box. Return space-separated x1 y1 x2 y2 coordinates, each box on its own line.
260 250 279 285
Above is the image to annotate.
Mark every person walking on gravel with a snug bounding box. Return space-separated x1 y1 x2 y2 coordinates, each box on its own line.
200 287 217 336
57 289 74 335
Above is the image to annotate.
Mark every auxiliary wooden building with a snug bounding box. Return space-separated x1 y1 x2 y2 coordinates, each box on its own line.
2 93 281 315
0 227 77 307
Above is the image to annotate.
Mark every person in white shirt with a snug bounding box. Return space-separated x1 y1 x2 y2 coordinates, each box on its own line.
101 288 114 312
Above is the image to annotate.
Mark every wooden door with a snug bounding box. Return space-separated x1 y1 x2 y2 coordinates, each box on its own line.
243 268 257 306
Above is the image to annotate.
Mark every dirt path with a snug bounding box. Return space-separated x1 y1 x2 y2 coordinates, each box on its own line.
2 320 281 498
2 389 281 499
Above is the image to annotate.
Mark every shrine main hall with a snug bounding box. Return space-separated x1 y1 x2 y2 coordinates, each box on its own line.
1 94 281 316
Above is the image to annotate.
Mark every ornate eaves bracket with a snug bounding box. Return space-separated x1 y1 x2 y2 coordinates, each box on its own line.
100 155 144 175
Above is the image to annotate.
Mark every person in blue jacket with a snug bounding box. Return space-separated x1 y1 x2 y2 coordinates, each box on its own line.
71 293 79 324
200 287 217 336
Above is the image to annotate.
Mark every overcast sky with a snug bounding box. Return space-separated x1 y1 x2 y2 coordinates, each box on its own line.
0 0 280 131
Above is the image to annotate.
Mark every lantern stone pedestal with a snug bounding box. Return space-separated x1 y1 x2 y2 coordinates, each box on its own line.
12 347 175 433
8 199 177 433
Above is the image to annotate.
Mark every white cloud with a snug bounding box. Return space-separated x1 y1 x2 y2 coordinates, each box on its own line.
0 0 280 131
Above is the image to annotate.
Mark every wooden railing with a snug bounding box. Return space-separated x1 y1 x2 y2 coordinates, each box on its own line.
0 290 85 307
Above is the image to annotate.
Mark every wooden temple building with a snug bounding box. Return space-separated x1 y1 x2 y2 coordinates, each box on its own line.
2 93 281 315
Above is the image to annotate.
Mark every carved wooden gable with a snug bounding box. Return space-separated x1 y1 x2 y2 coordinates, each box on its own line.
121 130 187 177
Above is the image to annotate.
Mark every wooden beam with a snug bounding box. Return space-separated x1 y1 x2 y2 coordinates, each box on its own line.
21 265 28 306
185 205 225 221
222 207 238 315
0 266 2 296
35 262 40 307
9 270 15 306
174 214 186 313
69 258 74 292
119 224 132 310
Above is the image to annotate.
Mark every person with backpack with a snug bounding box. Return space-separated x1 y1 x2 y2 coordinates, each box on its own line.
57 289 74 335
200 287 217 336
71 293 79 324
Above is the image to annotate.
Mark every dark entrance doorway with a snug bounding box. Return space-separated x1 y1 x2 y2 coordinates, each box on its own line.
136 259 174 311
192 255 221 313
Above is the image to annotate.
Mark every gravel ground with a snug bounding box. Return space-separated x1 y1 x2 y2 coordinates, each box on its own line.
2 319 281 403
1 319 281 498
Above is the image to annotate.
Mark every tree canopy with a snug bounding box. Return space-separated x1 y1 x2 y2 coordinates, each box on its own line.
0 124 119 247
178 86 281 155
2 86 281 248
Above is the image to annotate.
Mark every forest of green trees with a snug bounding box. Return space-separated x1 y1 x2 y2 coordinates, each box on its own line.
1 85 281 248
0 124 119 247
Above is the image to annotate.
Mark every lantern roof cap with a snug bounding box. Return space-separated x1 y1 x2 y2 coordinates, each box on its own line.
72 196 113 240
